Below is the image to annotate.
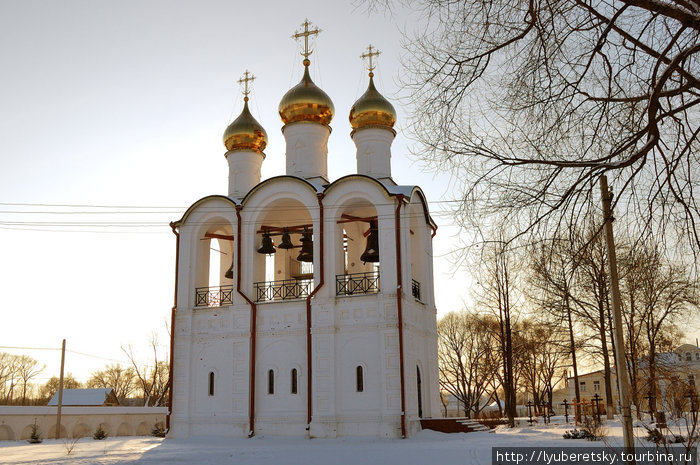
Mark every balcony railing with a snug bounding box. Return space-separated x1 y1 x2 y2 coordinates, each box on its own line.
195 285 233 307
412 279 421 301
336 271 380 296
254 278 314 302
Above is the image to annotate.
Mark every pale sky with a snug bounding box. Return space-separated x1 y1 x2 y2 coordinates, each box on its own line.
0 1 472 383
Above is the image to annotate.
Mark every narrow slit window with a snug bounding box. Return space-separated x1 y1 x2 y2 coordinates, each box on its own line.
291 368 298 394
268 369 275 395
356 365 364 392
208 372 215 396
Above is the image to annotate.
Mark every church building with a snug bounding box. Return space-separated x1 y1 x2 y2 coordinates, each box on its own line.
168 21 440 438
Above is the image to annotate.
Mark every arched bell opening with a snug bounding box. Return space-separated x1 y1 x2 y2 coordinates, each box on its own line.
408 203 428 303
334 201 380 296
194 219 235 307
253 198 314 302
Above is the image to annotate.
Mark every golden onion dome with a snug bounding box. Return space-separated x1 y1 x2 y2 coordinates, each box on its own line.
223 98 268 154
278 61 335 126
349 73 396 130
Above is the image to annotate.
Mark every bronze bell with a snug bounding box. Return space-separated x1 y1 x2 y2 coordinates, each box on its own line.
224 259 234 279
297 228 313 262
278 228 294 249
360 220 380 263
257 232 276 255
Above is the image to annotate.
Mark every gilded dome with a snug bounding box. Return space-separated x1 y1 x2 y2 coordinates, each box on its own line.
349 74 396 130
278 63 335 126
223 99 268 154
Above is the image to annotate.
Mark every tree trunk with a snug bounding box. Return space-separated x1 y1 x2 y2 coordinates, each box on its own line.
566 294 582 418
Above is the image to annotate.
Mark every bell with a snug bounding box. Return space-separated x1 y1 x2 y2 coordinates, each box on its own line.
278 229 294 249
257 232 276 255
224 259 234 279
360 220 380 263
296 228 313 262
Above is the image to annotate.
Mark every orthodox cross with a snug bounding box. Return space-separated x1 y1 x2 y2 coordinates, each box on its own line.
361 44 381 75
238 70 255 101
293 19 321 61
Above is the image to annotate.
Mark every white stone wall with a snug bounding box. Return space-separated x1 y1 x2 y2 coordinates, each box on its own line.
0 406 167 441
170 176 439 439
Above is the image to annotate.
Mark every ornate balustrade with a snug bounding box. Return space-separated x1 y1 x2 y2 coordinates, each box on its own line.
412 279 421 301
336 271 380 296
195 285 233 307
254 278 314 302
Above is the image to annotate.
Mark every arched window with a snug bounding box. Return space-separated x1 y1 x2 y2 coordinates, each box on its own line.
356 365 364 392
208 372 215 396
291 368 298 395
267 369 275 395
416 366 423 418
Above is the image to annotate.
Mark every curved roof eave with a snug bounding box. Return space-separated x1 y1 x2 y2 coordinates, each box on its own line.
404 186 438 231
325 174 437 231
239 175 322 206
172 194 239 227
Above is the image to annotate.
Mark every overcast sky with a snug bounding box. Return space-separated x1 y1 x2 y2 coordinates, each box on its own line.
0 1 475 382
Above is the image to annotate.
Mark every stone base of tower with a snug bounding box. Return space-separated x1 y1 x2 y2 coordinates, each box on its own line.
169 417 419 439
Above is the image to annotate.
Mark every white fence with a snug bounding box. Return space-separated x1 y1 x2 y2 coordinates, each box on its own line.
0 406 168 441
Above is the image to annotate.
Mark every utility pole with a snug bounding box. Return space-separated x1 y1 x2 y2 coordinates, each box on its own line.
55 339 66 439
599 176 635 458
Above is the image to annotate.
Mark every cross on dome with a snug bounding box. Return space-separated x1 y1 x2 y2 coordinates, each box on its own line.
361 44 381 77
238 70 255 102
293 19 321 65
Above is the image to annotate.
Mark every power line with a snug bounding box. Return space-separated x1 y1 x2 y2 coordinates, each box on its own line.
0 345 60 351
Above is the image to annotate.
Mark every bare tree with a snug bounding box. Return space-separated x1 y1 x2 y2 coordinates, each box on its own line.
0 353 19 404
86 364 138 403
624 243 698 413
376 0 700 252
38 374 81 404
122 333 170 407
16 355 44 405
437 311 500 417
474 239 521 426
518 319 570 410
528 239 584 413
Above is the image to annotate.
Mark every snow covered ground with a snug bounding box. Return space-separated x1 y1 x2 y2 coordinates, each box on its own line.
0 419 693 465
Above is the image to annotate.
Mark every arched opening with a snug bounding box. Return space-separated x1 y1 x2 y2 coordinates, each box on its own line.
356 365 364 392
335 201 380 296
409 203 428 302
291 368 298 395
417 365 423 418
0 425 15 441
208 371 215 396
253 199 314 302
267 369 275 395
194 219 235 307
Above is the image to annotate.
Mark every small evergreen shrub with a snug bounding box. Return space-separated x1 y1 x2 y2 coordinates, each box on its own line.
563 428 592 440
93 425 107 440
27 421 42 444
643 426 685 444
151 422 166 438
645 426 664 444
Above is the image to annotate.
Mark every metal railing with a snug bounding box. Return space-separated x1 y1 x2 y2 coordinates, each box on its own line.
254 278 314 302
412 279 421 301
336 271 380 296
195 285 234 307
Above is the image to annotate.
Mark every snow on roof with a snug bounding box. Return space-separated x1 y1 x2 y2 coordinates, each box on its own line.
47 388 116 406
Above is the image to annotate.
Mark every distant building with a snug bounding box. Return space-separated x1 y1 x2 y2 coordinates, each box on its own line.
48 388 119 407
567 343 699 413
